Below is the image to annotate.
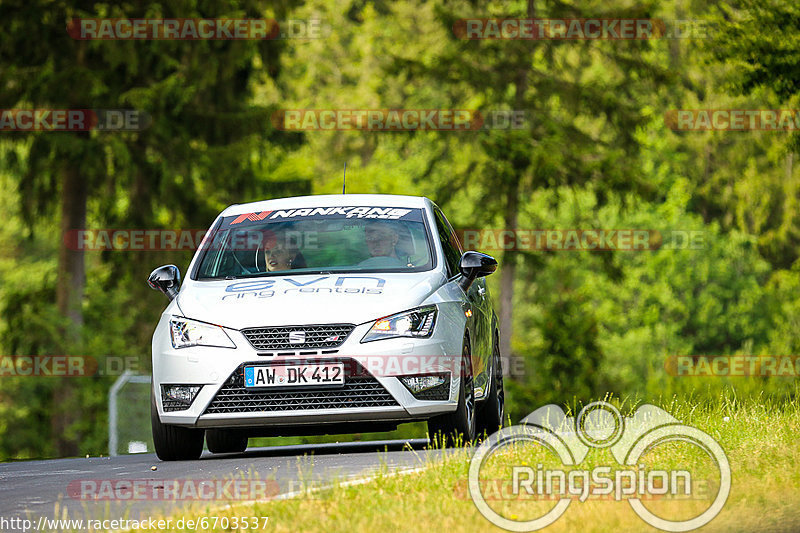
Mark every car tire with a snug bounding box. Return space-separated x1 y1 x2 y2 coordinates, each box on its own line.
150 389 204 461
206 429 248 454
427 336 476 447
476 337 504 439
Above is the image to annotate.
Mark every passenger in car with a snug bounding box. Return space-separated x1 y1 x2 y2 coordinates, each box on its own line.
364 220 401 259
360 220 406 267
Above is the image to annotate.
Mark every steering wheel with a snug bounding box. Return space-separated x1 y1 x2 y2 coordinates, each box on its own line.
231 250 258 276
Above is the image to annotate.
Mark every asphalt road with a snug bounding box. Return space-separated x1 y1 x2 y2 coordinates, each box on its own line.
0 439 444 529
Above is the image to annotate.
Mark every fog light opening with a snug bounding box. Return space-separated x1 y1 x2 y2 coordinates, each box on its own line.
400 374 447 394
162 384 202 405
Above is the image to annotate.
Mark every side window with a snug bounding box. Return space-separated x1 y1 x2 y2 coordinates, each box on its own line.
434 208 463 277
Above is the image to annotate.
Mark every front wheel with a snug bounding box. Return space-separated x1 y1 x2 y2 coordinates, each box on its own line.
476 338 504 439
150 389 204 461
428 336 476 447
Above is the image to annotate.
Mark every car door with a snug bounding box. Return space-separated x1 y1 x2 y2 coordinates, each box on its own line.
432 207 492 392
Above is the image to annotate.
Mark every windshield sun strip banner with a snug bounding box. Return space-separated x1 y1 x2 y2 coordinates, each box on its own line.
220 206 423 227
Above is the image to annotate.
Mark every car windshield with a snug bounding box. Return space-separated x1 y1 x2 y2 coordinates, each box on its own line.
194 206 434 279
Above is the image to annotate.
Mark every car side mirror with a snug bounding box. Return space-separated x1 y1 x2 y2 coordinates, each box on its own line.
148 265 181 301
457 251 497 291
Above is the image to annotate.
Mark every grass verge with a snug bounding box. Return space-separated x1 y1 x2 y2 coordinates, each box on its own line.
136 394 800 533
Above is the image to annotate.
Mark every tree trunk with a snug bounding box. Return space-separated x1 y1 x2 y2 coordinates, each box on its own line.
56 164 87 331
52 153 88 457
499 0 534 372
129 138 157 354
499 186 519 369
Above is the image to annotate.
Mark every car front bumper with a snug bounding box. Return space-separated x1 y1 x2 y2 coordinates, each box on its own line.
152 315 464 428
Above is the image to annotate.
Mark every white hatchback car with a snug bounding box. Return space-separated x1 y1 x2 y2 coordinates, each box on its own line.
148 194 503 460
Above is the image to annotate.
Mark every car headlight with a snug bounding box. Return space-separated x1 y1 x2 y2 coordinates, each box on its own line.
361 306 437 343
169 317 236 349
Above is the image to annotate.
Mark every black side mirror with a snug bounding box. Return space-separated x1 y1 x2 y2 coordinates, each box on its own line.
457 251 497 291
148 265 181 301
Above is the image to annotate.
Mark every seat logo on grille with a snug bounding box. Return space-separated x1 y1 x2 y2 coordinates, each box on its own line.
288 331 306 344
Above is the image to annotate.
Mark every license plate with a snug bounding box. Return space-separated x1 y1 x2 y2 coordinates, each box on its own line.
244 363 344 388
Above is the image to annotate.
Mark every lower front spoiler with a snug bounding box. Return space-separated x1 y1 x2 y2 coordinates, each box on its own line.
196 406 413 428
224 422 413 438
161 403 456 430
202 414 429 438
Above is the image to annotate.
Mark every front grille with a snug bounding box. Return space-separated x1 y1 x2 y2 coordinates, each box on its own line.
162 399 188 412
204 361 398 414
241 324 355 351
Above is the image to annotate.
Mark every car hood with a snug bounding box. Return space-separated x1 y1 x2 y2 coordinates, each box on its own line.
176 272 447 329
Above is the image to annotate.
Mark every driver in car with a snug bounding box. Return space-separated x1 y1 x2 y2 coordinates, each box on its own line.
264 230 306 271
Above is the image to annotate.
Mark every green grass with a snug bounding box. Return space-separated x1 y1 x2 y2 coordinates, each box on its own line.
132 393 800 533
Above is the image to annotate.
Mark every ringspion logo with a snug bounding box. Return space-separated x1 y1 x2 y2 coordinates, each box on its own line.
469 402 730 531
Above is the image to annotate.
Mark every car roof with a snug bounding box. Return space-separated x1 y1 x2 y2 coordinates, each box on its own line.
220 194 432 217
